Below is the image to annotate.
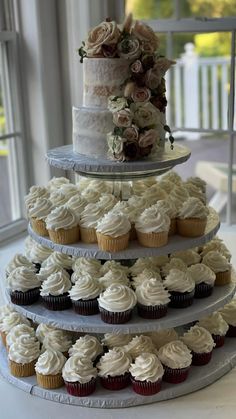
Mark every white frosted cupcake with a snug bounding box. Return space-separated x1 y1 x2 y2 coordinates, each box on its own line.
132 268 162 290
42 251 73 275
35 349 67 389
161 258 187 278
141 185 167 206
135 206 170 248
62 355 97 396
47 176 69 191
69 276 101 315
101 333 133 349
129 257 160 277
177 197 209 237
29 197 53 236
202 251 231 286
124 335 157 360
6 267 41 305
97 348 131 390
170 249 201 266
38 265 69 283
58 183 79 199
49 191 68 207
168 185 189 211
81 188 101 203
68 335 103 362
25 186 49 212
42 329 72 356
8 334 40 377
79 203 104 243
96 212 131 252
187 263 216 298
5 253 37 277
130 353 164 395
197 312 229 347
46 205 79 244
136 278 170 319
219 300 236 337
164 269 195 308
100 260 129 275
162 171 183 185
181 325 215 365
184 182 206 203
147 328 179 349
154 199 178 235
98 284 137 324
72 257 101 278
40 271 72 310
98 194 118 213
186 176 206 194
0 312 30 347
66 194 87 221
35 323 58 343
158 340 192 383
26 242 53 272
98 268 130 290
200 237 231 261
6 324 35 352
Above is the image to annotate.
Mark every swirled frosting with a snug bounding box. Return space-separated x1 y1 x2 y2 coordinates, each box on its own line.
40 271 72 296
182 325 215 353
157 179 173 194
123 205 143 223
0 312 30 333
158 340 192 369
101 333 133 349
201 238 231 261
26 243 53 264
161 258 187 277
168 185 189 210
84 179 113 194
69 276 101 301
164 269 195 293
220 300 236 326
42 252 73 270
187 263 216 285
0 305 15 326
184 183 206 203
58 184 79 199
98 194 118 213
68 335 103 360
127 195 147 211
162 171 182 185
38 265 69 283
129 353 164 382
46 206 78 230
147 329 179 349
197 312 229 336
136 278 170 306
35 349 67 375
6 254 37 276
132 269 162 289
47 176 69 191
42 330 72 353
96 212 131 237
7 266 41 292
100 260 129 275
135 206 170 233
111 201 128 215
129 258 160 277
8 334 40 364
148 255 169 268
25 186 49 210
186 176 206 193
76 178 91 192
178 197 208 219
29 198 53 220
202 251 231 273
98 268 130 290
154 199 177 219
72 257 101 277
49 191 68 207
66 195 87 219
170 250 201 266
98 284 137 313
35 323 58 343
124 335 157 359
80 203 104 228
97 349 131 377
142 185 167 206
62 355 97 384
81 188 101 203
132 180 151 195
6 324 35 348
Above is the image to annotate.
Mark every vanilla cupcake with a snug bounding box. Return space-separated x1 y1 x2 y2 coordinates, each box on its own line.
135 206 170 248
46 205 79 244
97 349 131 390
0 305 15 333
96 212 131 252
25 186 49 212
197 312 229 347
177 197 208 237
184 182 206 204
35 323 58 343
181 325 215 365
200 237 231 261
158 340 192 383
136 279 170 319
42 329 72 356
124 335 157 359
122 205 143 241
29 197 53 236
202 251 231 286
168 185 189 211
162 171 182 185
158 179 173 194
42 252 73 275
170 249 201 266
80 203 104 243
142 185 167 206
0 312 30 346
63 356 97 396
69 276 101 315
147 328 179 349
7 267 41 305
188 263 216 298
49 191 68 207
72 257 101 278
98 268 130 290
69 335 103 361
8 334 40 377
58 183 79 199
40 271 72 310
101 333 133 350
47 176 69 191
66 194 87 221
161 258 187 278
6 324 35 352
98 284 137 324
220 300 236 337
164 269 195 308
5 254 37 278
87 179 113 194
35 349 67 389
154 199 178 235
100 260 129 276
186 176 206 194
132 268 162 289
81 188 101 203
98 193 118 213
130 353 164 395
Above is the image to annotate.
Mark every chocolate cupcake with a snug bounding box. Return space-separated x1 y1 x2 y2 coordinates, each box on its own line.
220 300 236 337
68 335 103 363
135 278 170 319
202 251 232 286
164 269 195 308
7 267 41 305
62 355 97 396
40 271 72 310
187 263 216 298
97 349 131 390
98 284 137 324
69 275 100 315
5 253 37 278
197 312 229 348
130 353 164 395
124 335 157 360
158 340 192 384
182 325 215 365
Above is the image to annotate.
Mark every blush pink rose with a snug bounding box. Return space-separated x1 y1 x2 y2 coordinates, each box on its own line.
138 129 158 148
85 21 121 57
123 125 139 142
131 86 151 103
113 108 133 128
130 60 143 74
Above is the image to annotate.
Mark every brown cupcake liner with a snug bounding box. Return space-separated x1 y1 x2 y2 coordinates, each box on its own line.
169 290 194 308
64 378 96 396
10 288 40 306
212 334 225 348
36 372 64 389
131 377 162 395
177 217 207 237
163 365 190 384
137 303 168 319
194 283 213 298
80 226 97 243
192 350 212 366
42 293 72 311
99 307 132 324
30 217 48 237
1 331 7 347
226 324 236 337
48 226 79 245
215 270 231 286
130 223 137 241
136 230 168 248
72 298 99 315
169 218 177 236
97 232 130 252
100 372 130 390
9 358 37 377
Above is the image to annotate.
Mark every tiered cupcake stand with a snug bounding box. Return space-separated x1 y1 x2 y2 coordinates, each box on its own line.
1 143 236 408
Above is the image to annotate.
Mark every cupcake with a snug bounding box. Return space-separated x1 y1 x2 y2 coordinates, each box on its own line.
202 251 231 286
158 340 192 383
124 335 157 359
132 269 162 290
35 323 58 343
29 197 53 236
168 185 189 212
184 182 206 204
135 206 170 248
129 258 160 277
96 212 131 252
98 193 118 213
38 265 69 283
161 258 187 279
69 276 101 315
187 263 216 298
6 324 35 352
72 257 101 278
197 312 229 347
177 197 208 237
49 191 68 207
164 269 195 308
58 183 79 199
154 199 178 235
25 186 49 212
130 353 164 395
98 284 137 324
6 267 41 305
5 253 37 278
40 271 72 310
8 334 40 377
42 252 73 276
181 325 215 365
122 205 144 241
79 203 104 243
141 185 167 206
200 237 231 261
170 249 201 266
146 255 169 269
42 329 72 356
0 305 15 338
98 268 130 290
162 171 183 185
158 179 173 194
186 176 206 194
220 300 236 337
26 242 53 272
146 328 179 349
101 333 133 350
62 355 97 396
68 335 103 362
35 349 67 389
47 176 69 191
100 260 129 276
135 278 170 319
46 205 79 244
0 312 30 347
97 349 131 390
81 188 101 203
84 179 113 194
66 194 87 221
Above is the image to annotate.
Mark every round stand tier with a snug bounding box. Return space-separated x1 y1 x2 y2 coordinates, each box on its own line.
1 339 236 408
6 278 235 333
46 144 191 180
28 208 220 260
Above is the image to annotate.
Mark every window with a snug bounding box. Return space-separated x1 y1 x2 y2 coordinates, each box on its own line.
126 0 236 224
0 1 27 241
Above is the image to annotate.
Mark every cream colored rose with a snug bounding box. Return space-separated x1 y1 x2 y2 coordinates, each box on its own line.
139 129 159 148
131 86 151 103
108 96 128 113
123 125 139 141
117 36 140 60
132 21 159 52
107 133 125 154
131 102 161 128
113 108 133 128
130 59 143 74
85 21 121 57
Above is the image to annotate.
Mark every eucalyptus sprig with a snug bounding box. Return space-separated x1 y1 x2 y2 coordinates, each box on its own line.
78 41 87 63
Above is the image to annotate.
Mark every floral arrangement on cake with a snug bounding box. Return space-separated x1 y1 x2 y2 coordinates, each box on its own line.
79 14 175 161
